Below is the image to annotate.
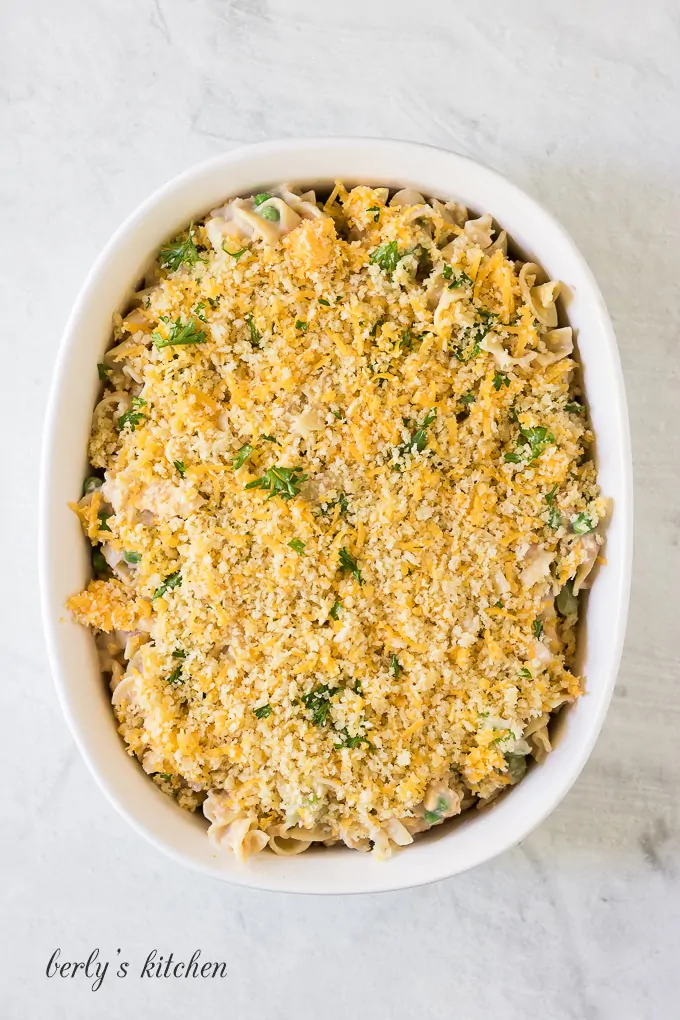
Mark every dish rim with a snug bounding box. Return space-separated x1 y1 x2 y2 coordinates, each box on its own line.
39 137 633 893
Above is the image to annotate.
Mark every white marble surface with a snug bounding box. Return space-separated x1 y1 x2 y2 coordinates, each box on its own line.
2 0 679 1016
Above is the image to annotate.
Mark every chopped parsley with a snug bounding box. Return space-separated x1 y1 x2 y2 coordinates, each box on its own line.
244 465 308 501
253 193 272 206
193 301 207 322
97 362 111 381
232 443 255 470
152 570 182 600
254 704 272 719
222 242 250 260
398 408 436 457
288 538 306 555
565 401 584 414
572 513 595 534
329 600 342 620
171 648 187 659
244 313 262 347
260 433 279 444
459 392 475 406
334 727 374 750
159 222 206 273
173 459 186 477
338 547 363 585
366 205 380 223
117 397 147 432
330 408 344 420
295 319 308 331
369 241 402 278
442 265 473 288
505 424 555 464
352 678 363 695
321 492 349 517
167 665 184 687
152 317 206 349
389 654 402 678
518 667 532 678
207 296 221 309
123 550 141 564
370 317 385 337
301 684 338 726
532 618 544 640
493 371 510 391
544 485 561 528
260 205 280 222
318 298 331 307
452 310 496 362
156 773 173 781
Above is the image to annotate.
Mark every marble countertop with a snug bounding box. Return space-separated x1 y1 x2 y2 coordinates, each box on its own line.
2 0 679 1016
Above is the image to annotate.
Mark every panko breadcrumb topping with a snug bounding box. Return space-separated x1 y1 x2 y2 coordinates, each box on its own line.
67 182 606 860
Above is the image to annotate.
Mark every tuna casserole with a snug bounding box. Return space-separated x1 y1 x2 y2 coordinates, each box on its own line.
67 182 606 859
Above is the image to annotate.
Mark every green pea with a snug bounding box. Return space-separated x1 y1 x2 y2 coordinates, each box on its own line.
82 476 102 496
253 192 272 206
260 205 280 222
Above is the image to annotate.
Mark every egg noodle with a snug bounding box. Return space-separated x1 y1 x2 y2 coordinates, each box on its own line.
67 182 606 859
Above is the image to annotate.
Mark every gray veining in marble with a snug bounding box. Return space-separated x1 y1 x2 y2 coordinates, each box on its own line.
1 0 679 1017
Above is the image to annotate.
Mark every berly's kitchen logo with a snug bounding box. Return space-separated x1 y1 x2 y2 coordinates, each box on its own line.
46 949 227 991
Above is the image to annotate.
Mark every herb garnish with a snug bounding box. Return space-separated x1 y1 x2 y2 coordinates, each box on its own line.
389 654 402 678
493 371 510 391
532 618 544 639
452 310 496 362
152 571 182 600
123 550 141 564
244 313 262 347
318 298 331 307
260 433 279 444
329 600 342 620
459 392 475 406
117 397 147 431
505 424 555 464
232 444 255 470
321 492 349 517
288 538 306 555
398 409 436 458
295 319 308 331
222 242 250 260
369 241 403 278
334 727 374 750
159 222 206 273
193 301 207 322
572 513 595 534
173 459 186 477
171 648 186 659
301 684 339 726
152 317 206 349
544 485 561 529
518 667 532 678
244 465 308 501
338 547 363 585
564 401 584 414
167 665 184 686
97 363 111 381
254 704 273 719
366 205 380 223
